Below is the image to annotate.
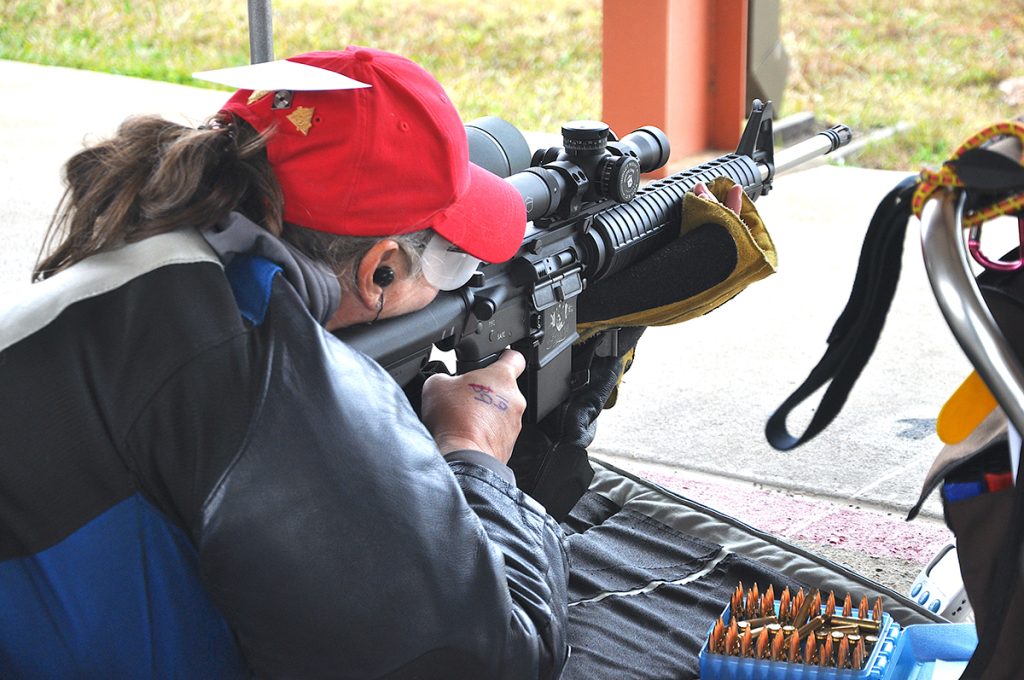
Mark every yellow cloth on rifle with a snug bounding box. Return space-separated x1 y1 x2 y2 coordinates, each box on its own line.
577 176 777 341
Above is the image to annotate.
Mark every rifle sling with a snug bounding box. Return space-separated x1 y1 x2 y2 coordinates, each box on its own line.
765 175 919 450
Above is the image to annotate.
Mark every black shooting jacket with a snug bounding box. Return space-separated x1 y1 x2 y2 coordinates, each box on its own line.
0 221 569 679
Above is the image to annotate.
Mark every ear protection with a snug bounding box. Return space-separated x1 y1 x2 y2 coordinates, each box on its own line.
373 266 395 288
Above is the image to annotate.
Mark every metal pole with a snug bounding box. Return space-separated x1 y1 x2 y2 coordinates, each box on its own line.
248 0 274 64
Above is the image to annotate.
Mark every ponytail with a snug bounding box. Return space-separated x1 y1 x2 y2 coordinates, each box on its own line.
34 114 283 280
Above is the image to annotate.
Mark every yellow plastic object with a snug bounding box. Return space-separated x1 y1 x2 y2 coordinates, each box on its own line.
937 370 998 444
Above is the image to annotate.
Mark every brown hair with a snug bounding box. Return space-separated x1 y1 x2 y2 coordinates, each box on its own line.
34 113 282 281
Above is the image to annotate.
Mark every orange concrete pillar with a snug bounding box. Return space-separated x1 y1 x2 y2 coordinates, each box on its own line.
602 0 749 174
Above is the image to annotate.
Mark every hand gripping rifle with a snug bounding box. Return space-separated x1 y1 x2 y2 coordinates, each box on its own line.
337 100 850 513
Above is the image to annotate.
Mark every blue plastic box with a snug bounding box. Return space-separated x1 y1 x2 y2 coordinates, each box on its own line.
879 623 976 680
698 602 901 680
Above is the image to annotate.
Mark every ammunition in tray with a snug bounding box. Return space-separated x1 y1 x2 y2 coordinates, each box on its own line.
706 581 888 669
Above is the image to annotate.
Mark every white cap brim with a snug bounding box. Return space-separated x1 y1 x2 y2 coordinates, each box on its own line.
193 59 371 91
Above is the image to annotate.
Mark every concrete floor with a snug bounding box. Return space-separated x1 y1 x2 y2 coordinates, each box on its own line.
589 160 968 591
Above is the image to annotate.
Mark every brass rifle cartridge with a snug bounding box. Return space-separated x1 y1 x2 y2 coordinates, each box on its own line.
843 593 853 617
838 635 850 669
770 631 784 661
803 635 817 665
781 625 797 640
746 589 758 619
779 586 791 623
710 618 724 653
791 589 816 627
820 636 833 667
796 615 825 638
743 619 777 638
830 615 881 633
829 624 860 635
740 627 753 658
739 615 777 628
858 594 869 619
873 596 883 622
756 627 769 659
826 591 836 616
852 639 865 670
788 631 800 663
847 633 862 659
766 623 783 640
724 626 738 656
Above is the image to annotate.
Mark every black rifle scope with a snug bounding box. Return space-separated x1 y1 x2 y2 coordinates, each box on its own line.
466 117 670 223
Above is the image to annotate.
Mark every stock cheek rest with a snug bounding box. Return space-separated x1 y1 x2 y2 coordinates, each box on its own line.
576 176 777 339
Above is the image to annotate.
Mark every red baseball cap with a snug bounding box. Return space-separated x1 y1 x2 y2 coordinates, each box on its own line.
220 48 526 263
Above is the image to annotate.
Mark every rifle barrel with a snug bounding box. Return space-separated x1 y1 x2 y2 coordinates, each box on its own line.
768 125 853 179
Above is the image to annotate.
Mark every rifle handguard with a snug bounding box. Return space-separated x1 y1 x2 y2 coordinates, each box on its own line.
576 177 777 342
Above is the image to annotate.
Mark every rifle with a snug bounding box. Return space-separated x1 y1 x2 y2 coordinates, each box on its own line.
337 100 850 423
336 100 850 517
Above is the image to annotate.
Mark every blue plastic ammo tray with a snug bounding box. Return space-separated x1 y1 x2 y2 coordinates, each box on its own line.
698 601 900 680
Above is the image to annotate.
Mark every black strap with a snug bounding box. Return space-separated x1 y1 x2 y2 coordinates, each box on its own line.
766 175 919 450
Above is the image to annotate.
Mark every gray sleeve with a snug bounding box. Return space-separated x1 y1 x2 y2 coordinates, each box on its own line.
445 448 517 485
448 461 571 679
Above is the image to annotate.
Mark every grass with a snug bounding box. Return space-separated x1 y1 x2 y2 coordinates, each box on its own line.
0 0 601 134
1 0 1022 170
780 0 1024 169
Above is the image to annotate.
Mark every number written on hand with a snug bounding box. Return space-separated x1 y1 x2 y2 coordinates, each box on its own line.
468 383 509 411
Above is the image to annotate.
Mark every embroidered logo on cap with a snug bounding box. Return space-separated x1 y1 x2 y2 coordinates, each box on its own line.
247 90 272 105
287 107 315 135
